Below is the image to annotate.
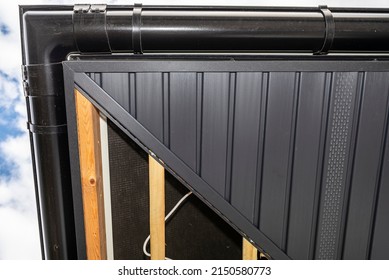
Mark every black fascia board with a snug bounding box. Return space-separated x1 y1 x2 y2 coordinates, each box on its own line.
19 4 389 260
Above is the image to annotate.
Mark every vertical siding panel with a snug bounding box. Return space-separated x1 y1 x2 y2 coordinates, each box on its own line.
336 72 364 260
163 73 170 147
129 73 136 117
287 72 327 259
259 72 296 248
196 73 203 175
370 114 389 260
309 73 332 259
225 73 237 202
315 72 359 259
253 73 269 227
230 72 262 222
90 73 102 86
135 73 163 141
281 73 300 251
343 72 389 259
200 73 230 196
169 73 197 170
101 73 130 112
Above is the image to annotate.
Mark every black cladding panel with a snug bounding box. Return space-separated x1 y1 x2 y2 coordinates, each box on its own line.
82 59 389 260
286 72 328 259
201 73 230 197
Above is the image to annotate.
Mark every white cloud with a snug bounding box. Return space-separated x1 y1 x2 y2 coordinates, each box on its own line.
0 132 40 259
0 73 19 109
0 207 41 259
0 134 35 211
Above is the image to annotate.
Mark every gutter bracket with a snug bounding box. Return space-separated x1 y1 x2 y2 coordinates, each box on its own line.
132 3 143 54
314 5 335 55
73 4 111 53
22 63 68 134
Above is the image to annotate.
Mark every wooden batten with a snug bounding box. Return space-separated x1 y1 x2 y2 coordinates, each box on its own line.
75 89 107 260
148 155 166 260
242 238 258 260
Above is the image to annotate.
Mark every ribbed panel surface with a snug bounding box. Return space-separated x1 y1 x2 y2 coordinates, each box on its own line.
89 68 389 260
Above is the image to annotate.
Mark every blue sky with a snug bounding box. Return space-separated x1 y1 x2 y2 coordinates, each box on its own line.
0 70 22 179
1 0 389 260
0 0 40 258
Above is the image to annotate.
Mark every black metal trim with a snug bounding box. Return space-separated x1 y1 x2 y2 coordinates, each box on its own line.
64 58 389 73
63 64 87 260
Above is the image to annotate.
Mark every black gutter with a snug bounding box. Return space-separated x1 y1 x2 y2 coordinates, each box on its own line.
20 3 389 260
